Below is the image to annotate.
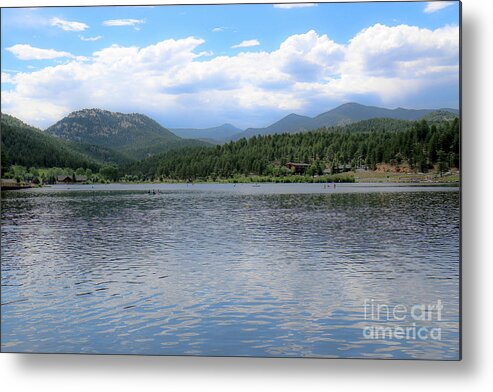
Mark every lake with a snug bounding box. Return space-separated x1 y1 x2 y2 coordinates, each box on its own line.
0 183 460 359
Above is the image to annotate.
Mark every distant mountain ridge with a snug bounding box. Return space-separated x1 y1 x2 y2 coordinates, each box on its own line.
233 103 459 140
421 109 460 123
171 123 243 142
3 103 459 170
45 108 209 160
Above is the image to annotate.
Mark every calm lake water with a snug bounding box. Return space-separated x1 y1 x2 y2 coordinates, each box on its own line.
1 183 460 359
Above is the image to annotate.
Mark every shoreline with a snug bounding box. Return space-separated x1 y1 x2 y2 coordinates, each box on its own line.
3 179 460 190
116 172 460 186
2 171 460 191
34 181 460 190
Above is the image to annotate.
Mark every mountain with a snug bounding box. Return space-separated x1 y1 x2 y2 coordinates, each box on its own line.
126 117 459 181
333 117 416 134
46 108 179 147
421 109 460 123
1 113 100 171
171 123 243 143
236 113 313 140
45 109 209 160
233 103 459 139
311 103 450 128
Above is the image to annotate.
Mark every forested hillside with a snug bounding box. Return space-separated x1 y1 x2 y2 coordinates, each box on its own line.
1 110 460 185
125 118 459 181
45 108 210 160
1 113 100 173
235 103 459 139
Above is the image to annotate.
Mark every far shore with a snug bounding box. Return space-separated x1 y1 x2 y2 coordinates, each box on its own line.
119 171 459 185
1 170 460 191
352 170 459 184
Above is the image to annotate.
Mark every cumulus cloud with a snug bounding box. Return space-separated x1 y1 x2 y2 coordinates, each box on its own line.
212 27 226 32
6 44 77 60
103 19 145 27
2 24 459 128
424 1 455 14
50 17 88 32
277 30 344 81
232 39 260 49
79 35 102 41
273 3 317 9
1 72 13 84
343 24 458 77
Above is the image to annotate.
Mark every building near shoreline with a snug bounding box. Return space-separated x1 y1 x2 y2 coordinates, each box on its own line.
286 162 310 174
56 175 87 184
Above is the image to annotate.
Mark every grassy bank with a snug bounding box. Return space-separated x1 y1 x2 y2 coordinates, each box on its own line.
135 171 458 185
352 169 460 183
217 174 355 184
8 169 460 188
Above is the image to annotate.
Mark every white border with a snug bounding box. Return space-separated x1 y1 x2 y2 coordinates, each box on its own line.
2 0 493 391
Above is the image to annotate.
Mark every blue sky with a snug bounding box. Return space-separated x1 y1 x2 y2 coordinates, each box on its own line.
1 2 460 129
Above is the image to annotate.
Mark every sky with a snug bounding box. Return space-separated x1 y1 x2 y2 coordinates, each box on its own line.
1 1 460 129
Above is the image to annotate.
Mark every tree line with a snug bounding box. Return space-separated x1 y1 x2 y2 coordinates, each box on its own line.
124 118 460 181
1 114 99 176
2 115 459 183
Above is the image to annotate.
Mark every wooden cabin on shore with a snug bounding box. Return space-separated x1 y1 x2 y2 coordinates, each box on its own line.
286 162 310 174
56 175 87 184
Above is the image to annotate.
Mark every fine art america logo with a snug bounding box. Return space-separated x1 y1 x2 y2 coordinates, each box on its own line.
362 299 444 341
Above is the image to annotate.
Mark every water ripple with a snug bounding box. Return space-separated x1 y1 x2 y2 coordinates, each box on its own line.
1 184 459 358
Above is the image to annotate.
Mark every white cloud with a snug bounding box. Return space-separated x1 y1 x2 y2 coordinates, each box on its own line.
102 19 145 27
273 3 317 9
6 44 76 60
197 50 214 58
277 30 344 81
2 68 20 74
1 24 459 128
344 24 458 77
424 1 455 14
50 17 88 32
232 39 260 49
1 72 13 84
2 90 71 127
79 35 102 42
212 27 226 32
